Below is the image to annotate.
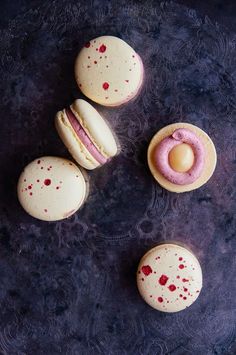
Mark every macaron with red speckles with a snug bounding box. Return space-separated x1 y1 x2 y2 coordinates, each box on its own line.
55 99 118 170
17 156 88 221
75 35 144 106
137 244 202 312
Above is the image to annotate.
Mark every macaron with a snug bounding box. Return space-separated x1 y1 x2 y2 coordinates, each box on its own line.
137 244 202 313
148 123 217 193
55 99 118 170
75 35 144 106
17 156 88 221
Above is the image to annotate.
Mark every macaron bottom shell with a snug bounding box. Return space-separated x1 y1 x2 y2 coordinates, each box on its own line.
148 123 217 193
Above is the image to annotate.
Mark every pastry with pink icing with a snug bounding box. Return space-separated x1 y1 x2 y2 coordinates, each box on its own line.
75 36 144 106
148 123 217 193
137 243 203 313
55 99 118 170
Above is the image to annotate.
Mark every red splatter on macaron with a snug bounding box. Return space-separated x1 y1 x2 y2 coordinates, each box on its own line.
159 274 169 286
99 44 106 53
44 179 51 186
103 82 109 90
141 265 152 276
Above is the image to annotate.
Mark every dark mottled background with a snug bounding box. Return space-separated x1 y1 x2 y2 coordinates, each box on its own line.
0 0 236 354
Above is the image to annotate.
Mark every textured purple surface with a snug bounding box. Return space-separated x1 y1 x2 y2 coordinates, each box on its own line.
0 0 236 354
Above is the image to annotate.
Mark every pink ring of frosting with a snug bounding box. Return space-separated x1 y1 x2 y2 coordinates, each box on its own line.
154 128 205 185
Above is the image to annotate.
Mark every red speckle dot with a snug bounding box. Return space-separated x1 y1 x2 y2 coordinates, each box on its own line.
184 288 188 292
103 82 109 90
168 284 176 292
37 179 40 183
29 192 33 196
79 84 82 87
138 271 140 274
177 275 180 279
180 294 183 297
94 61 97 64
179 264 184 269
182 278 189 282
141 278 144 281
44 179 51 186
183 296 187 300
56 186 60 190
196 290 200 293
96 48 98 51
25 188 27 191
154 271 157 274
44 209 48 213
37 160 41 164
69 163 73 166
150 295 152 298
179 257 183 261
141 265 152 276
47 168 50 171
41 167 43 170
158 297 163 303
159 274 169 286
28 185 32 189
88 56 90 59
125 80 129 83
24 179 26 182
99 44 106 53
84 42 90 48
132 55 135 58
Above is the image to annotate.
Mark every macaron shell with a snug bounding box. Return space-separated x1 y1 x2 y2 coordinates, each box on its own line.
17 157 87 221
75 36 143 106
148 123 217 193
71 99 117 158
137 244 202 313
55 111 100 170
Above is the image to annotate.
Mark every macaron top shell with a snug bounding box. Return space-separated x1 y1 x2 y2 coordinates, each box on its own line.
17 157 87 221
137 244 202 313
71 99 117 158
75 36 144 106
148 123 217 193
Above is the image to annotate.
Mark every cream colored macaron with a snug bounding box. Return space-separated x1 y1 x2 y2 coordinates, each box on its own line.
148 123 217 193
17 156 87 221
75 35 144 106
137 244 202 313
55 99 118 170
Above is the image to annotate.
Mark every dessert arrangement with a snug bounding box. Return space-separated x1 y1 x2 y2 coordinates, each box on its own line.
17 35 217 312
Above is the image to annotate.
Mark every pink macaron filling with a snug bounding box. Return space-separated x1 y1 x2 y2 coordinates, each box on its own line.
65 108 107 165
154 128 205 185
